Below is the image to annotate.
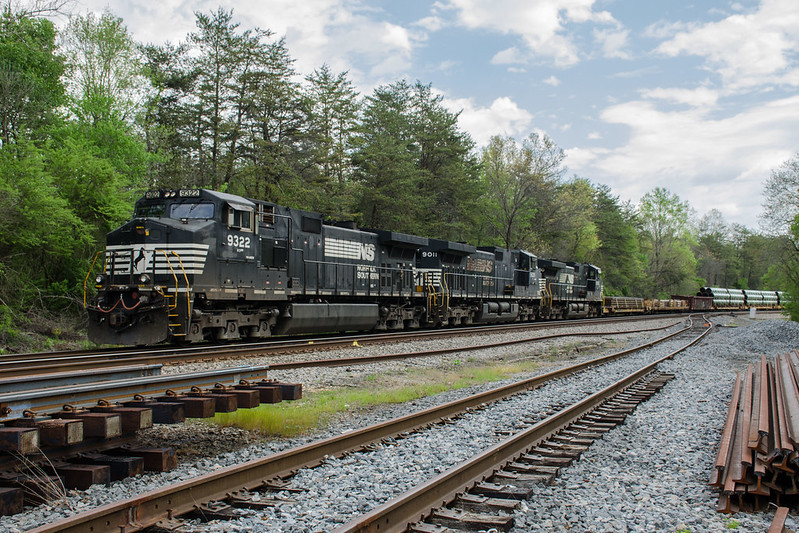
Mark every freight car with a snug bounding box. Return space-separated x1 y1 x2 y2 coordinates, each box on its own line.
698 287 786 311
602 297 694 315
85 189 604 345
603 289 784 316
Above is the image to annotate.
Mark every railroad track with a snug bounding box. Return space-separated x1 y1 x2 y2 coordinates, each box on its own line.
0 318 681 506
335 320 711 532
0 319 682 426
338 371 677 533
0 314 706 379
25 317 712 532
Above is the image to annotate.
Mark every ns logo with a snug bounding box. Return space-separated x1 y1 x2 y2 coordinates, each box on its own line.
359 243 376 261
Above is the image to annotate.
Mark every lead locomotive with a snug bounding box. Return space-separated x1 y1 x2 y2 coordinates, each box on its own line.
86 189 604 345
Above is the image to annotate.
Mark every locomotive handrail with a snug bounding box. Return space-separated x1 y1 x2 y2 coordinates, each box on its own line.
82 250 105 309
442 271 450 311
157 249 181 312
424 272 436 318
543 283 552 309
169 250 192 336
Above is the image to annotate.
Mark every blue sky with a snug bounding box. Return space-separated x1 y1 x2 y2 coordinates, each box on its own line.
72 0 799 230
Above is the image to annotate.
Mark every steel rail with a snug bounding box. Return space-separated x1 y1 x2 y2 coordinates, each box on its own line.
0 364 162 394
5 310 774 371
2 314 692 370
0 365 271 421
28 321 703 533
335 319 713 533
266 322 680 370
0 320 682 380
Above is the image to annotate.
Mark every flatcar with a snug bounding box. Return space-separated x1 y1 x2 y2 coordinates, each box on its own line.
698 287 786 311
85 189 604 345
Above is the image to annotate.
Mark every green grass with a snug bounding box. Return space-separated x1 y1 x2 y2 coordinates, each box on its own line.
213 359 540 438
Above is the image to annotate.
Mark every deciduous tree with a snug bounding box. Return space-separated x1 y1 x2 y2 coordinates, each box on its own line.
0 10 65 144
638 187 697 296
479 133 564 250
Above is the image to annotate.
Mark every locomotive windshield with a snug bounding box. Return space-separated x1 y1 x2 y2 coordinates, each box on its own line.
170 202 215 219
134 203 166 218
133 201 215 219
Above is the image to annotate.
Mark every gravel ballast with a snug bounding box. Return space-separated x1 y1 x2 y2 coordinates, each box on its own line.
1 315 796 532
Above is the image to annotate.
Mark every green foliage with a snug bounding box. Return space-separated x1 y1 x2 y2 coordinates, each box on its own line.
301 65 360 218
62 11 145 124
548 177 601 261
0 141 91 257
353 80 479 237
47 120 148 235
0 297 18 346
638 187 697 297
0 11 66 144
0 140 94 332
782 214 799 322
478 133 564 250
592 184 646 295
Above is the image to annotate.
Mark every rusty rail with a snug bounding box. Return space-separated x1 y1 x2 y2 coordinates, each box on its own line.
769 507 794 533
335 319 712 532
712 349 799 514
0 320 681 379
26 321 703 533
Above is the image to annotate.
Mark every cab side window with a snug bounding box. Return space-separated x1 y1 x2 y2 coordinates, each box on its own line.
227 206 253 231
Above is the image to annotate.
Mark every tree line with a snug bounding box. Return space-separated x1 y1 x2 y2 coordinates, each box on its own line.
0 5 795 346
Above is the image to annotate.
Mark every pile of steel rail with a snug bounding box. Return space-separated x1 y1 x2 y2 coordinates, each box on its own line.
711 352 799 513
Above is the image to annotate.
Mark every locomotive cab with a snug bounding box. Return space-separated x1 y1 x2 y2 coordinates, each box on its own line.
87 189 247 344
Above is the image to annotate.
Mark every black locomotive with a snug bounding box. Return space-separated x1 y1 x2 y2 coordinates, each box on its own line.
85 189 604 345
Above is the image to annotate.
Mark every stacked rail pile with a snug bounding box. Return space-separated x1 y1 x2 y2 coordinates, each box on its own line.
711 352 799 513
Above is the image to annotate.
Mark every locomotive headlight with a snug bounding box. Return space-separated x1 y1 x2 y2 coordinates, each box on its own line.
95 274 106 284
138 274 151 284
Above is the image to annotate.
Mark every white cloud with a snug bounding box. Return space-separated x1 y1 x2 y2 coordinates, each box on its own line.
593 28 631 59
654 0 799 91
543 75 561 86
640 87 719 107
414 15 445 31
491 47 526 65
443 96 535 146
77 0 418 86
566 94 799 226
439 0 621 67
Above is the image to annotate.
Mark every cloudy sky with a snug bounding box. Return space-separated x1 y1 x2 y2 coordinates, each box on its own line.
69 0 799 230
